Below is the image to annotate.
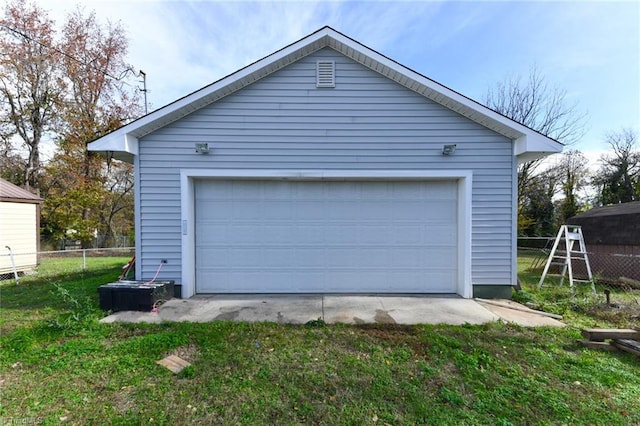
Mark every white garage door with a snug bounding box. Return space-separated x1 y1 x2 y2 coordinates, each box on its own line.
195 179 458 293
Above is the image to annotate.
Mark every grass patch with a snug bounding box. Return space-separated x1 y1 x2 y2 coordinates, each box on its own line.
1 256 639 424
517 250 640 329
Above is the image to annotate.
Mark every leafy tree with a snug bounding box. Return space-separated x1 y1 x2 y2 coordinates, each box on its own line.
518 170 557 236
43 7 141 247
0 137 26 184
97 163 135 247
1 1 140 247
555 150 589 223
592 128 640 205
485 67 587 235
0 0 61 189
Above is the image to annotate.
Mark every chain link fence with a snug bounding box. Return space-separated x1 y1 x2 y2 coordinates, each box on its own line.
519 237 640 288
0 247 134 282
583 246 640 284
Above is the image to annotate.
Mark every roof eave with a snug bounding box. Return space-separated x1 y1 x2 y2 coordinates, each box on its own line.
88 132 138 164
0 197 43 204
87 29 333 160
87 26 563 162
514 134 564 164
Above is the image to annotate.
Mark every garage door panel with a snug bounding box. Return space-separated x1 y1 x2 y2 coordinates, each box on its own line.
196 248 229 268
291 248 326 267
259 201 292 219
258 225 295 243
391 225 427 244
358 202 393 219
426 200 457 220
328 182 369 198
231 183 262 199
424 271 459 292
357 226 392 244
197 268 459 294
323 225 359 243
195 179 458 293
392 248 453 267
422 225 456 244
293 225 326 243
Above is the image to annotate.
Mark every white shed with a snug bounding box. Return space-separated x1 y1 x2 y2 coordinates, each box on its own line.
0 178 43 275
88 27 562 299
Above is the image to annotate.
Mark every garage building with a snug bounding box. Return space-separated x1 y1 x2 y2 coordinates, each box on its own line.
88 27 562 299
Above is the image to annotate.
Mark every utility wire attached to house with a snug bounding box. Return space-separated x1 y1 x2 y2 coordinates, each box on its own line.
1 23 135 87
2 23 150 114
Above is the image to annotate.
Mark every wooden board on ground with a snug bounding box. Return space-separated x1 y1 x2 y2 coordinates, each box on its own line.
613 339 640 356
581 328 640 342
576 339 617 351
157 355 191 374
618 277 640 290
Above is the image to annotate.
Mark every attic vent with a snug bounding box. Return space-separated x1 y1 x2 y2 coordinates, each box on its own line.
316 61 335 88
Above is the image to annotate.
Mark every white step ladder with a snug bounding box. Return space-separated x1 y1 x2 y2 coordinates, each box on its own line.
537 225 596 295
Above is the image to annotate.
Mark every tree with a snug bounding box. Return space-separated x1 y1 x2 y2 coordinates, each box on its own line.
592 128 640 205
519 170 557 236
97 162 135 247
484 67 587 235
0 0 61 189
0 137 26 184
0 1 140 247
42 7 142 247
556 150 589 223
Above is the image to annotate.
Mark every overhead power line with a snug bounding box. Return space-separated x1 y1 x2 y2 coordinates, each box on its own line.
0 23 136 87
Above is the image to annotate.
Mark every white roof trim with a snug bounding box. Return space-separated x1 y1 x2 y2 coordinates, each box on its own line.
88 26 562 162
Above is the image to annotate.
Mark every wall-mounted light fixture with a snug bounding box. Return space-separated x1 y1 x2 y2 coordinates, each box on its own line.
442 144 457 156
195 143 209 154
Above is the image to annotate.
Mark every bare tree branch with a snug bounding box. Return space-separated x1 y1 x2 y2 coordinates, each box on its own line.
485 66 588 234
592 128 640 204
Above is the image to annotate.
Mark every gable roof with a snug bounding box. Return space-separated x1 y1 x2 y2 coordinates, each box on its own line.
88 26 562 164
0 178 43 204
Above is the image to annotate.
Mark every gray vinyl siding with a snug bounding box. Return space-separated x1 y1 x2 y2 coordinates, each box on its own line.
137 47 514 287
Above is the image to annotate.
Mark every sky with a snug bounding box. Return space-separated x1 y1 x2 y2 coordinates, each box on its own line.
35 0 640 163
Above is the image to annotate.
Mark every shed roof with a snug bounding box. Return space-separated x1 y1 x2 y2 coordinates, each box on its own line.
570 201 640 219
88 26 563 164
568 202 640 246
0 178 43 204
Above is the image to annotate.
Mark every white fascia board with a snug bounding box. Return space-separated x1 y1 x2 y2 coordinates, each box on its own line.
87 130 138 157
514 134 564 164
87 26 563 162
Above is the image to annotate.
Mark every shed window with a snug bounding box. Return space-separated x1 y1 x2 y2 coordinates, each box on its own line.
316 61 335 88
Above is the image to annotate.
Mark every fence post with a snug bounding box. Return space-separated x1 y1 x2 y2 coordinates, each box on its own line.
82 249 86 271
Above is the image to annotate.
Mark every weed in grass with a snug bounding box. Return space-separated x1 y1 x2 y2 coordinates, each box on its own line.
511 288 535 305
177 365 196 379
44 283 102 332
304 317 326 327
439 386 465 406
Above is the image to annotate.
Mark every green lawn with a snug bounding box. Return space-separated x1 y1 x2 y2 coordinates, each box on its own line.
1 256 638 425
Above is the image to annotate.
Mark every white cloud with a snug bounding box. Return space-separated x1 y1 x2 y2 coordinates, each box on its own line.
27 0 640 159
